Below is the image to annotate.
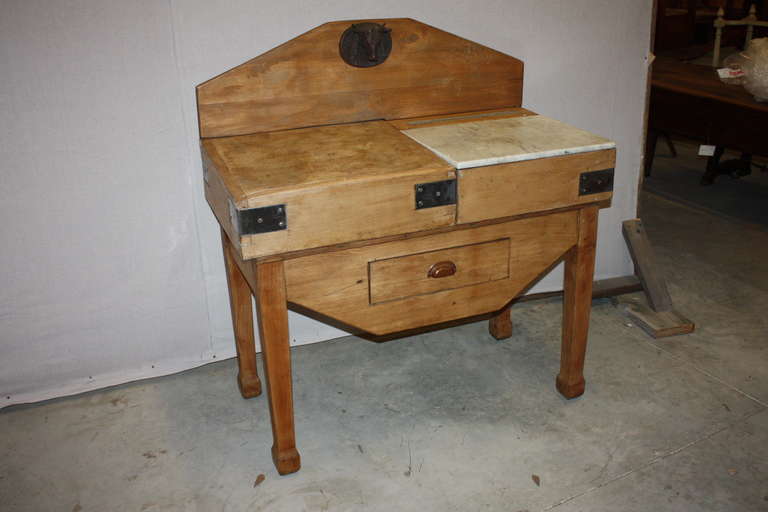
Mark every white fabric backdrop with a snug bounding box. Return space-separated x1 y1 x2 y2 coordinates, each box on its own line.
0 0 652 406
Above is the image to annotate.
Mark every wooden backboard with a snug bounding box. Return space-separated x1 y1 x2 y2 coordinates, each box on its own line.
197 18 524 138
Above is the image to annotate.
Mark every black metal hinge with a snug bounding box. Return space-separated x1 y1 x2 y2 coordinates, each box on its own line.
579 168 614 196
415 179 457 209
230 203 287 235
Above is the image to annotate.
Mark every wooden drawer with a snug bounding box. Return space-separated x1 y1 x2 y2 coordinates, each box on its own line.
369 239 509 304
284 210 579 335
457 149 615 223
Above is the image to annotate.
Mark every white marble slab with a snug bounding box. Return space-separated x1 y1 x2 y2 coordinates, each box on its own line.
402 115 615 170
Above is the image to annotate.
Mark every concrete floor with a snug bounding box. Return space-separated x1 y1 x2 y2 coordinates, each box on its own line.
2 193 767 512
644 137 768 227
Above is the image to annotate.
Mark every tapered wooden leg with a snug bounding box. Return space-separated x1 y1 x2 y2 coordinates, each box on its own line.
489 305 513 340
556 206 598 399
255 260 301 475
221 229 262 399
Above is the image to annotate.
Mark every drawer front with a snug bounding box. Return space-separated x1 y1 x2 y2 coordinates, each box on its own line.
284 210 579 335
457 149 615 224
369 239 509 304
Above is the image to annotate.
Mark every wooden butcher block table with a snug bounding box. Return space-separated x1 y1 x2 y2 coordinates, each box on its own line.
196 19 616 475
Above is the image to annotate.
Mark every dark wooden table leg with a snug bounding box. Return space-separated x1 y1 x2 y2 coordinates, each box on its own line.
556 205 598 399
701 145 725 185
644 129 658 177
489 305 513 340
661 132 677 157
221 229 262 398
255 260 301 475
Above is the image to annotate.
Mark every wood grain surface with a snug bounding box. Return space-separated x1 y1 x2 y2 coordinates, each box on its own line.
652 57 768 113
198 17 617 478
254 260 301 475
387 107 536 131
457 149 615 224
488 305 513 340
202 121 453 202
556 205 598 399
284 211 578 334
622 219 673 312
202 121 457 260
197 18 524 137
648 56 768 165
368 238 509 304
221 229 262 398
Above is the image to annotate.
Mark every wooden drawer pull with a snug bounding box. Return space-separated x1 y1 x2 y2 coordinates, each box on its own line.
427 261 457 278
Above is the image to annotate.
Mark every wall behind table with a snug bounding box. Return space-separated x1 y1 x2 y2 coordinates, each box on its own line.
0 0 652 406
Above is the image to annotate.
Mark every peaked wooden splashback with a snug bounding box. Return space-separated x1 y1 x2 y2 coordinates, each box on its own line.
196 18 524 138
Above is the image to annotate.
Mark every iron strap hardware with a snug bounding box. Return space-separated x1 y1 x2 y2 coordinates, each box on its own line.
415 179 457 209
579 168 614 196
230 202 287 235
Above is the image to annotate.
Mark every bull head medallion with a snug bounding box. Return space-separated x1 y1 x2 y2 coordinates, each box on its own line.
339 22 393 67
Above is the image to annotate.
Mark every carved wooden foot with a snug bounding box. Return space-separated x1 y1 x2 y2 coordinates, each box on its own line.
557 206 598 400
272 446 302 475
222 229 262 399
489 305 513 340
256 260 301 475
556 375 585 399
237 373 262 399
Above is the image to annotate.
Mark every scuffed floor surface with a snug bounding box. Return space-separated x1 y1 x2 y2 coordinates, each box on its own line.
1 193 767 511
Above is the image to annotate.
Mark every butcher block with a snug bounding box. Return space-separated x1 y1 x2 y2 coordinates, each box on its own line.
196 18 616 475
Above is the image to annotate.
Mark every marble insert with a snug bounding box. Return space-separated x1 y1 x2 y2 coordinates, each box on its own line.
401 115 615 169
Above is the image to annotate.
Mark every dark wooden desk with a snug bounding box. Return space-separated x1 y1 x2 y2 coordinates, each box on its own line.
646 57 768 183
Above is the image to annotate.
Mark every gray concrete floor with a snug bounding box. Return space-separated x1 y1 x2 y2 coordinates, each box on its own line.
2 193 767 512
644 137 768 227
